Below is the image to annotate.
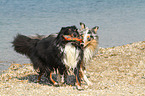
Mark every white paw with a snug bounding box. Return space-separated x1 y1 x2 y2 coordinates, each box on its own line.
87 81 93 86
76 85 84 91
54 82 59 86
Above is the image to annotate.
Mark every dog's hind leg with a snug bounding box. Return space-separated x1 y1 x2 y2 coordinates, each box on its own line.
37 71 44 83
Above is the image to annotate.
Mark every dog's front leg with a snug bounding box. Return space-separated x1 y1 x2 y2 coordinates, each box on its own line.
74 68 83 90
57 72 64 85
80 68 93 86
46 68 58 86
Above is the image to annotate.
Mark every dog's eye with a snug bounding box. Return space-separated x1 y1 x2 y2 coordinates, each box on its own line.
73 33 78 37
87 36 91 41
81 35 84 39
88 31 91 34
74 29 76 31
90 35 94 39
87 37 91 41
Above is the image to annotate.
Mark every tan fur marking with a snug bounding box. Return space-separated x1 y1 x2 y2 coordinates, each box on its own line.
94 28 98 33
50 72 56 84
37 73 43 83
76 75 81 86
84 39 98 51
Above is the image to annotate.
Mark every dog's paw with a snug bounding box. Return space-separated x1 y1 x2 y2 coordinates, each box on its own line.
76 85 84 91
87 81 93 86
54 82 59 87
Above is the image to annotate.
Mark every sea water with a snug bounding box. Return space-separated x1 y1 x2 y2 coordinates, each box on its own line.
0 0 145 73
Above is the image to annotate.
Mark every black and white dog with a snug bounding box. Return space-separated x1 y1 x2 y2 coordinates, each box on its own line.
26 23 100 88
12 26 84 90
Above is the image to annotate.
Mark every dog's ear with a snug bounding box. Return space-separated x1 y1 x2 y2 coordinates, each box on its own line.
57 27 66 38
92 26 99 33
80 22 85 30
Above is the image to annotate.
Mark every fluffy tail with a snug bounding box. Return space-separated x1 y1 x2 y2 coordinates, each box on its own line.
12 34 39 57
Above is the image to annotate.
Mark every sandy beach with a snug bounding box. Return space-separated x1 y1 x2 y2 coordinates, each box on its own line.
0 41 145 96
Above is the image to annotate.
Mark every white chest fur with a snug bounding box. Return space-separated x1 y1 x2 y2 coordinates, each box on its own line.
62 43 80 70
83 47 94 64
83 39 98 64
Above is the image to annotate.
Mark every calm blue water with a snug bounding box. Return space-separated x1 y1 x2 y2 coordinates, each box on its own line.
0 0 145 73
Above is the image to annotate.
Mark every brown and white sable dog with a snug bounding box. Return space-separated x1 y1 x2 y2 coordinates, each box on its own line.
78 22 99 85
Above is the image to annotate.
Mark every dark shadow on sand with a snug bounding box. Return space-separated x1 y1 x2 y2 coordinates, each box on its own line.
17 73 76 86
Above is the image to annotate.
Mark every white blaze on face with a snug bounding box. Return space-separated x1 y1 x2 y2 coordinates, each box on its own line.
63 43 80 70
83 27 89 44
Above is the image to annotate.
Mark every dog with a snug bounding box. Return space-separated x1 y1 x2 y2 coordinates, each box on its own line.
78 22 99 85
27 23 99 87
12 26 84 90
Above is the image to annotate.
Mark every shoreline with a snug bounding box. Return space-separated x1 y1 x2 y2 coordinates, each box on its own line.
0 41 145 95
